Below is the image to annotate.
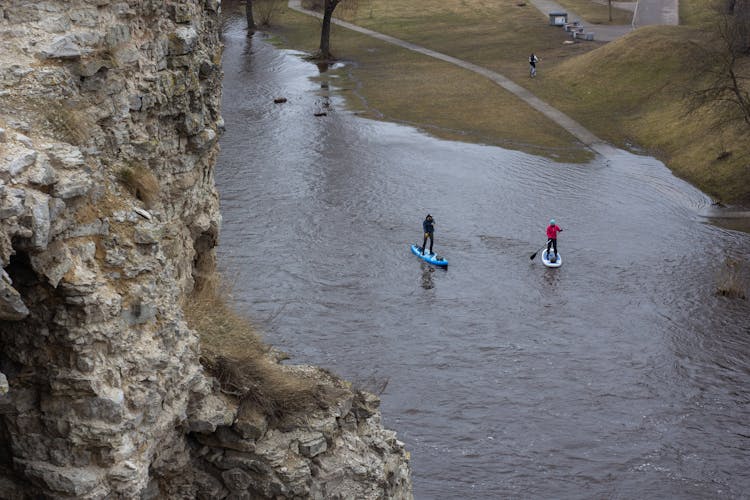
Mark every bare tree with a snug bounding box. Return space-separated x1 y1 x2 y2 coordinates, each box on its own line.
318 0 341 59
255 0 281 26
303 0 358 59
691 1 750 128
246 0 281 31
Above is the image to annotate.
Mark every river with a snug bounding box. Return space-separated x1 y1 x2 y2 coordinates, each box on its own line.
215 18 750 499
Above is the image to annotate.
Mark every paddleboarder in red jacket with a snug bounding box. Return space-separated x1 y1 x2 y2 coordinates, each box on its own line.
546 219 563 256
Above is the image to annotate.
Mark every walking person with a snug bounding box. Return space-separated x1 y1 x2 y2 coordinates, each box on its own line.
529 52 540 78
422 214 435 255
546 219 563 256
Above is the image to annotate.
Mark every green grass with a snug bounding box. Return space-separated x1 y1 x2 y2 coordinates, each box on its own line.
344 0 598 81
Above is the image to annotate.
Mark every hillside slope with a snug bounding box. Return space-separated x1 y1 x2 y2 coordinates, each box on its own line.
538 25 750 204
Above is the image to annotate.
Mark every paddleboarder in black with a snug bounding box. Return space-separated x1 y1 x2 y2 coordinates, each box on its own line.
422 214 435 255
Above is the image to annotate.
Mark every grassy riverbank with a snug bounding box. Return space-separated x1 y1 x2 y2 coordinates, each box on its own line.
537 25 750 204
536 0 750 204
246 0 750 204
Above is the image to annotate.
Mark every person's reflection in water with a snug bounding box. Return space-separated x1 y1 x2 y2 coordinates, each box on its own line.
237 31 255 75
542 267 560 290
421 264 435 290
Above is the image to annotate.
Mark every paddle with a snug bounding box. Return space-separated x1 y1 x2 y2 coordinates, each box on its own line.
529 240 551 261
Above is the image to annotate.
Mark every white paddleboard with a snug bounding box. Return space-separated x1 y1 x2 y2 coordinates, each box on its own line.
541 248 562 268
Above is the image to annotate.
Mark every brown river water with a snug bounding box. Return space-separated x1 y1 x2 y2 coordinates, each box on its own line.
215 18 750 499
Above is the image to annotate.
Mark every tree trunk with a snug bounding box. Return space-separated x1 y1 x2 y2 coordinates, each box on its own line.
246 0 256 32
608 0 612 22
318 0 339 59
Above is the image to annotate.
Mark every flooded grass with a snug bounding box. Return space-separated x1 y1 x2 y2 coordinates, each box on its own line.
214 29 750 497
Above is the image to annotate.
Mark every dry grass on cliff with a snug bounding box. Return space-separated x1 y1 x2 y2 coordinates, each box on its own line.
117 165 160 208
186 278 335 422
35 99 94 146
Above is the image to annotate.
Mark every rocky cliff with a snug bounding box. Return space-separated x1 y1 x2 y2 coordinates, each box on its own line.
0 1 411 498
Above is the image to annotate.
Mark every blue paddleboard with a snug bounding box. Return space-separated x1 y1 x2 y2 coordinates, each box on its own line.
410 244 448 267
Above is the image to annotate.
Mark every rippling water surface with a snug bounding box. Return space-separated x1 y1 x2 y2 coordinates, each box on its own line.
215 19 750 499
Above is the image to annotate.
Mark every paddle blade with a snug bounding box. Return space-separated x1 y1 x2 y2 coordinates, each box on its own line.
530 252 538 260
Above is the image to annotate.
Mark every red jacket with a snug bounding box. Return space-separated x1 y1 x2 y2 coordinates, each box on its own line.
546 224 562 239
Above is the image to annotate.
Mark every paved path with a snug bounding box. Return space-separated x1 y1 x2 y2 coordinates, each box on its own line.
288 0 617 157
633 0 679 27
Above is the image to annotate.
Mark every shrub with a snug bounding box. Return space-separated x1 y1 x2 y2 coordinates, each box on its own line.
37 100 94 146
255 0 282 26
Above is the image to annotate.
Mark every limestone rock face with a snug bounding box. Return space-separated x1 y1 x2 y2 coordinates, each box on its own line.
0 0 412 498
0 0 225 496
190 367 412 499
